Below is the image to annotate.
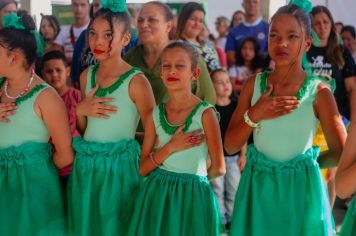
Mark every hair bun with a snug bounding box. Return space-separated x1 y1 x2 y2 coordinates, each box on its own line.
21 14 36 30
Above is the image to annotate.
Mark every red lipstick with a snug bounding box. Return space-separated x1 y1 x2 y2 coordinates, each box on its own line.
276 51 288 57
167 77 179 82
93 49 105 55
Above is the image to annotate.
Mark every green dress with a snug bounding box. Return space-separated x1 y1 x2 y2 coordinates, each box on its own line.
67 64 143 236
229 72 334 236
125 101 221 236
0 80 65 236
339 198 356 236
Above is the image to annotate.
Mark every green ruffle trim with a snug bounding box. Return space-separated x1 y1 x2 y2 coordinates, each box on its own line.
159 100 210 135
259 71 312 100
0 77 4 87
90 63 142 97
72 137 141 158
0 78 46 105
246 144 320 173
0 142 52 167
15 84 46 106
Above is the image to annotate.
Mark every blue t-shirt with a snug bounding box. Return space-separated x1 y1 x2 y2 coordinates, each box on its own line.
225 18 269 54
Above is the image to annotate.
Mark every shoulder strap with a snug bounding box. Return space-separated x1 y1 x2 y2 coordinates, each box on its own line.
15 84 50 106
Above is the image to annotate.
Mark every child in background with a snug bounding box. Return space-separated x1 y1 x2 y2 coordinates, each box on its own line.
68 1 155 235
229 37 263 94
126 41 225 236
210 69 246 231
42 50 81 184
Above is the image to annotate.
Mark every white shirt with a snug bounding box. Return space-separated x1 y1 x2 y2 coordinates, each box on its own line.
54 21 89 62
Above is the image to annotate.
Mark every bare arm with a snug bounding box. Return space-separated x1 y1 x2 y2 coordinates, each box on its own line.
224 78 256 154
345 75 356 122
335 122 356 198
314 83 347 168
203 108 226 179
76 69 88 135
36 88 74 168
129 74 156 130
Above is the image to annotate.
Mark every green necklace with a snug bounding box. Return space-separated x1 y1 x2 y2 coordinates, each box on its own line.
0 78 46 106
90 63 141 97
159 101 209 135
259 71 311 100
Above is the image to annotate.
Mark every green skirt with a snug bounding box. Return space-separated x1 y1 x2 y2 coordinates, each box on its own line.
339 198 356 236
125 168 221 236
230 145 334 236
67 137 142 236
0 142 65 236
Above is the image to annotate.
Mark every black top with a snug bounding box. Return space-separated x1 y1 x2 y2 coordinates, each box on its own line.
215 100 239 156
307 45 356 119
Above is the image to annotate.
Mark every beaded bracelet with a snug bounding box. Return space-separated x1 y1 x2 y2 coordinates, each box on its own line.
243 110 261 132
149 152 161 167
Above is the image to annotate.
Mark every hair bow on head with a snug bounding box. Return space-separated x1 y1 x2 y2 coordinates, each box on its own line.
289 0 312 13
101 0 127 13
2 13 45 56
2 13 25 30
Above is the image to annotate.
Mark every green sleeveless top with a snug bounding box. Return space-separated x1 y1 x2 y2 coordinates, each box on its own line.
84 64 142 142
0 79 50 148
152 101 215 176
251 72 321 162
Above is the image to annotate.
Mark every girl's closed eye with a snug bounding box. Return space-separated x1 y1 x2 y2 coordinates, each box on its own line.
176 64 186 69
162 64 171 68
148 17 158 23
288 34 300 39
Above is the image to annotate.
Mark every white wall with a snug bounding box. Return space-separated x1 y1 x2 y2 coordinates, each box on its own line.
205 0 243 37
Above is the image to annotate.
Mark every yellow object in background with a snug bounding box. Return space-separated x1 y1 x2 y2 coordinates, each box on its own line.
313 123 329 179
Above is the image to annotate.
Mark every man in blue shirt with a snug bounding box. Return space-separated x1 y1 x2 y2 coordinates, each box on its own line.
225 0 269 67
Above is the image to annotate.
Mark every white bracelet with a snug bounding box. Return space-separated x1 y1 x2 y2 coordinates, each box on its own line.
243 110 260 131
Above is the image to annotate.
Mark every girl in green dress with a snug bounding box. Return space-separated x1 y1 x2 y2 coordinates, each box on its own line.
225 2 347 236
126 41 226 236
0 13 73 236
67 1 155 235
336 121 356 236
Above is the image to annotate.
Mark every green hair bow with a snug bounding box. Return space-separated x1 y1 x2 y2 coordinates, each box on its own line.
101 0 127 13
289 0 312 13
289 0 320 46
2 13 45 56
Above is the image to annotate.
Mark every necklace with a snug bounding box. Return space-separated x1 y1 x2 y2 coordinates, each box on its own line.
4 75 34 100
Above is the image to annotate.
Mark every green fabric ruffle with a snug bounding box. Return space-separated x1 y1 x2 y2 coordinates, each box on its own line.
339 198 356 236
0 142 51 167
68 137 142 236
0 142 65 236
230 144 334 236
246 144 320 173
125 168 222 236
